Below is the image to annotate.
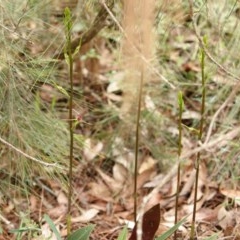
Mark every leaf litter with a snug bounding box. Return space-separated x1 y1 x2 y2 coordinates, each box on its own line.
1 1 240 240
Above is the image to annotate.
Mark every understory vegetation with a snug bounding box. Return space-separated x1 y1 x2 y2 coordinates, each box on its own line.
0 0 240 239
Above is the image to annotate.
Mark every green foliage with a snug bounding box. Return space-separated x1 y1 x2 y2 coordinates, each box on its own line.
14 214 95 240
66 225 95 240
43 214 62 240
63 6 75 235
0 0 71 191
190 35 207 239
155 218 186 240
117 226 128 240
9 212 41 239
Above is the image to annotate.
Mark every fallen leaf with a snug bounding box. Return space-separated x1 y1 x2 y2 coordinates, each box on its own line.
96 167 122 192
83 139 103 161
129 204 160 240
217 205 236 230
87 181 112 202
220 188 240 206
138 156 156 174
113 163 128 184
71 209 99 223
56 191 68 206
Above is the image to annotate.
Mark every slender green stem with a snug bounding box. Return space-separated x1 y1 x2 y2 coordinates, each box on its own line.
190 43 206 240
64 7 74 235
174 91 184 240
134 70 144 223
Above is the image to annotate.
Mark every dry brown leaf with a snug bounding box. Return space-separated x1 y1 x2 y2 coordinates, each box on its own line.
30 195 38 211
48 204 67 219
113 163 128 184
193 207 218 222
83 139 103 161
143 173 165 188
217 205 236 230
137 168 157 190
71 209 99 223
138 156 156 174
220 188 240 206
96 167 122 192
87 181 112 202
187 164 208 208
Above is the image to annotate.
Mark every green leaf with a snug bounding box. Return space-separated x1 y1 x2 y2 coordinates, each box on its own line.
117 226 128 240
182 124 199 135
67 225 95 240
73 39 82 57
155 217 186 240
43 214 62 240
9 227 41 233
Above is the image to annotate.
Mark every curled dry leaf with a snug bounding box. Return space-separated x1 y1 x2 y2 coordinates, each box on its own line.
220 188 240 206
83 138 103 161
96 167 123 193
87 181 112 202
138 156 156 174
71 209 99 223
137 168 157 190
113 163 128 184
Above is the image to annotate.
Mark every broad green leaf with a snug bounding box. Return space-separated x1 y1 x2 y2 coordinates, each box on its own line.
43 214 62 240
67 225 95 240
155 217 186 240
117 226 128 240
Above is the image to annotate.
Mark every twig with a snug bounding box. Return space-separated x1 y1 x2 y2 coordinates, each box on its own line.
204 82 240 144
188 0 240 82
0 213 12 226
0 136 62 168
54 0 114 59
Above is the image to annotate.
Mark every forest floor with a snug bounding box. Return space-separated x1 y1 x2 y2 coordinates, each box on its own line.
1 1 240 240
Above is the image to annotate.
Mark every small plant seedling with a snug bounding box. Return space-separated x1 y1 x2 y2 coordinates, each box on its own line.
190 36 207 239
63 7 82 235
173 91 184 240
